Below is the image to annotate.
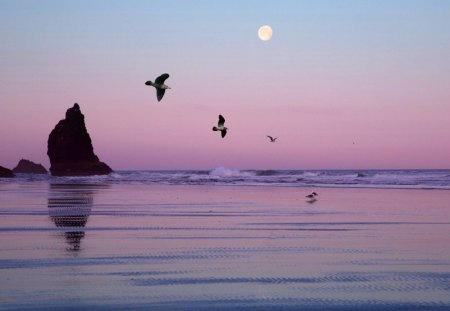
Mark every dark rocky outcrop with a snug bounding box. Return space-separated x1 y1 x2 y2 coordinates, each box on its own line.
0 165 15 178
47 103 113 176
12 159 48 174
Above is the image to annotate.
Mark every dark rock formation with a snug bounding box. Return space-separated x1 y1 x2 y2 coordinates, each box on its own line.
12 159 48 174
0 165 15 178
47 103 113 176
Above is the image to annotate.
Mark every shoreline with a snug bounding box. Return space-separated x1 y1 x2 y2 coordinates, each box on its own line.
1 174 450 191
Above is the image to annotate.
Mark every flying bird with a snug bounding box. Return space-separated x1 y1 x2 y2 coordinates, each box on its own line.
267 135 278 143
212 115 228 138
145 73 171 101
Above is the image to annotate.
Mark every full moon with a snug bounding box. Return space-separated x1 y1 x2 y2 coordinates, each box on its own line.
258 25 273 41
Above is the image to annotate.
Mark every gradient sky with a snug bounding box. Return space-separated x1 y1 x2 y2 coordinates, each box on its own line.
1 0 449 170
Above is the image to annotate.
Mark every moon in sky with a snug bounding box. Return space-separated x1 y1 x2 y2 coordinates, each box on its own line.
258 25 273 41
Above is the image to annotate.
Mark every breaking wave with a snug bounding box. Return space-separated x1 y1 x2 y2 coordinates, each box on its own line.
209 167 255 178
2 168 450 190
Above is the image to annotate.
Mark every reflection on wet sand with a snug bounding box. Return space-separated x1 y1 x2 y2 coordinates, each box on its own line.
48 183 104 252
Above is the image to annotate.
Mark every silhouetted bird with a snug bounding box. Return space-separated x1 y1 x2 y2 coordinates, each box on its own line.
212 115 228 138
267 135 278 143
145 73 171 101
305 191 318 199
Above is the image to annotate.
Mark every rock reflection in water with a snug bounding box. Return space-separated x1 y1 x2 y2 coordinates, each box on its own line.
48 183 99 252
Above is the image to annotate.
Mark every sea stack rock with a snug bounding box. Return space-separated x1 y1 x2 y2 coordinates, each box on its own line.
0 165 15 178
47 103 113 176
13 159 48 174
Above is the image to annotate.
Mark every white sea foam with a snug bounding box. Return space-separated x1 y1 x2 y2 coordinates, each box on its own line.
209 167 255 178
2 168 449 189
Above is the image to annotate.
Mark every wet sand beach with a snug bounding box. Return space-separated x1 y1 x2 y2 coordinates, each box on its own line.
1 182 450 310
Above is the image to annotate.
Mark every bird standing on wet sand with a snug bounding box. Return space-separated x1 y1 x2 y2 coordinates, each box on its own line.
267 135 278 143
306 191 318 200
145 73 171 102
212 115 228 138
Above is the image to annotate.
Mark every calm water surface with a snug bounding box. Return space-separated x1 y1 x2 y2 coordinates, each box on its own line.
1 181 450 310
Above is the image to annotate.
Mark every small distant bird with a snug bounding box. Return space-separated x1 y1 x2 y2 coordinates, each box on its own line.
145 73 171 101
267 135 278 143
212 115 228 138
305 191 318 199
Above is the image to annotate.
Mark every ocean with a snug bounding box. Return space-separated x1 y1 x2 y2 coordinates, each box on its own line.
1 169 450 310
3 168 450 189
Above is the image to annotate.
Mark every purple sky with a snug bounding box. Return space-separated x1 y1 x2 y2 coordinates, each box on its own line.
1 1 449 170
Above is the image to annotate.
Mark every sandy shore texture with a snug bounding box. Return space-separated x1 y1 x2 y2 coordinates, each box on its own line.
1 182 450 310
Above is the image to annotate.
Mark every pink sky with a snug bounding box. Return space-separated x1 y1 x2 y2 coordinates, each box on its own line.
1 1 449 170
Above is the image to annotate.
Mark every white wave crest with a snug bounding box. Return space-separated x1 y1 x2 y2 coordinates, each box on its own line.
209 167 254 178
301 172 320 177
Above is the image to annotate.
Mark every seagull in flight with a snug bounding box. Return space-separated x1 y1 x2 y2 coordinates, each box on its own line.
145 73 171 102
212 115 228 138
267 135 278 143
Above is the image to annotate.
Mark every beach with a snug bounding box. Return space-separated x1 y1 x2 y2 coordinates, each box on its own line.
1 181 450 310
2 0 450 309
